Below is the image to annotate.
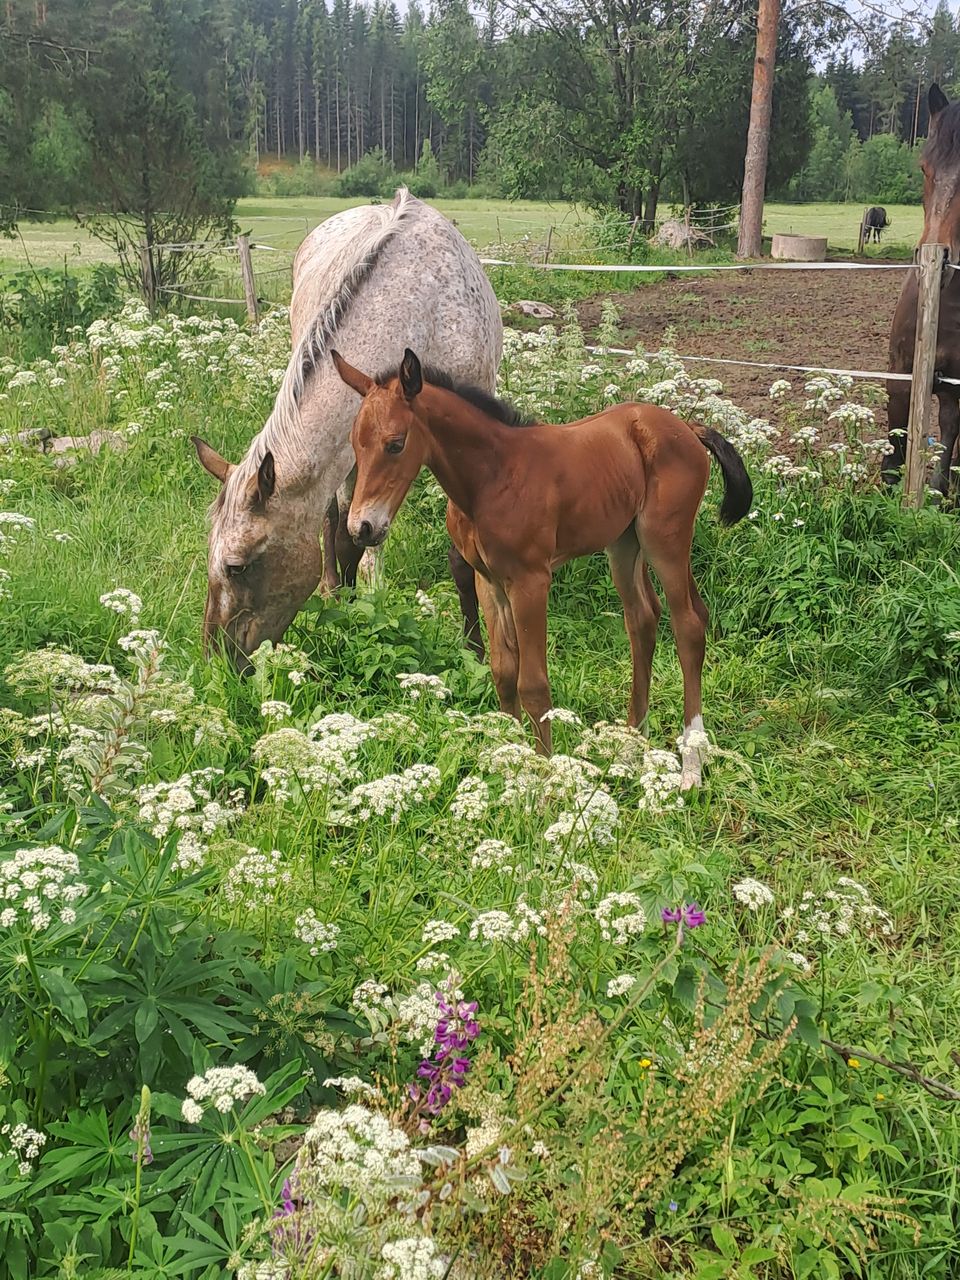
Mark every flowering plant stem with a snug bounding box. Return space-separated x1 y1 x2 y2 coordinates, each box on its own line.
237 1123 273 1217
127 1087 152 1271
22 938 50 1126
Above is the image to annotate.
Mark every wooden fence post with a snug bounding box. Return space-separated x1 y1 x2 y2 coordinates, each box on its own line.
237 233 259 327
626 215 640 258
903 242 946 507
856 208 867 256
139 241 155 313
543 225 554 265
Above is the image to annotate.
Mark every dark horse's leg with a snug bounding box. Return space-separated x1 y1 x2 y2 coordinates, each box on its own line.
883 381 910 486
449 544 484 659
322 495 340 594
934 394 960 500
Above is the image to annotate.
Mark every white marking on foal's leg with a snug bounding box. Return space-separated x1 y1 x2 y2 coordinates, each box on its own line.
679 713 706 791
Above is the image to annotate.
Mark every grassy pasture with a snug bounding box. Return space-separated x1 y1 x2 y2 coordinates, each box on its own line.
0 198 923 273
0 261 958 1275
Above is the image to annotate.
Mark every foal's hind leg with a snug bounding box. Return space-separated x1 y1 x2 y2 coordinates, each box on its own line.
449 545 484 658
476 575 521 720
638 516 707 790
607 528 661 726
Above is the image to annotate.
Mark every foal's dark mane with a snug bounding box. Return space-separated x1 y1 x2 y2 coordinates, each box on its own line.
925 100 960 168
374 365 536 427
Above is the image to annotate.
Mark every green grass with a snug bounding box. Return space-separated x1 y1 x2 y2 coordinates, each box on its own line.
0 197 923 273
1 302 959 1278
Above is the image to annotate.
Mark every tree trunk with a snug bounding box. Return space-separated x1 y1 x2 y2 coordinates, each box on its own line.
737 0 781 259
642 182 659 229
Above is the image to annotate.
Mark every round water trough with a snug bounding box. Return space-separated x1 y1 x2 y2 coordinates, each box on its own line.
771 233 827 262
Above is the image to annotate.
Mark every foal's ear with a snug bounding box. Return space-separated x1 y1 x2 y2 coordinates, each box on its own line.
399 348 423 400
331 349 374 397
929 84 950 118
191 436 234 485
253 451 276 506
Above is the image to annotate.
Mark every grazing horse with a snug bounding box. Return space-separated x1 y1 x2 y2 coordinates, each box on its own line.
885 86 960 496
191 189 501 670
864 206 889 244
332 348 753 788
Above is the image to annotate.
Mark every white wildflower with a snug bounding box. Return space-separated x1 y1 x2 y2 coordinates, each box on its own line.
594 892 646 945
732 877 774 910
606 973 637 997
396 672 450 701
260 700 293 722
181 1064 264 1122
99 587 143 621
449 775 489 823
422 919 459 945
295 909 340 956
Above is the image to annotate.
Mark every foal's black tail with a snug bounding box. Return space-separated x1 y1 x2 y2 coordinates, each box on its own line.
694 425 753 525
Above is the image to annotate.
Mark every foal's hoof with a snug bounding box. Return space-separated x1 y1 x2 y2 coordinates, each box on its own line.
680 761 702 791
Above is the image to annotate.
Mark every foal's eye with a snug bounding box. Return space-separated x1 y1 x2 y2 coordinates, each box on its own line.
385 437 405 455
226 563 249 577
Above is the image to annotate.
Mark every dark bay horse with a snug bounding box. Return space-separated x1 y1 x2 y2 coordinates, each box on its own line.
331 348 752 788
886 85 960 496
864 207 888 244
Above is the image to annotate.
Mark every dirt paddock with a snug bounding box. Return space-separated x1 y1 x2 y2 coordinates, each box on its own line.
577 263 906 418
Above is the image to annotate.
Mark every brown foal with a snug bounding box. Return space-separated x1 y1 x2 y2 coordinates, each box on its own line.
332 348 752 787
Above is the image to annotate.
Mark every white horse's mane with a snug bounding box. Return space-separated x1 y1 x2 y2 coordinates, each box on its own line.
215 187 415 520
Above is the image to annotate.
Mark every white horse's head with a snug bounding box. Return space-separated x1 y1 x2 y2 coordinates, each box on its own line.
193 436 321 671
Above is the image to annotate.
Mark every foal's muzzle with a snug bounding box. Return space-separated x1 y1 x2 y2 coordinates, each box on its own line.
349 512 389 548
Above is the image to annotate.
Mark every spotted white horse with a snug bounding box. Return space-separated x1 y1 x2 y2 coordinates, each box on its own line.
192 188 502 670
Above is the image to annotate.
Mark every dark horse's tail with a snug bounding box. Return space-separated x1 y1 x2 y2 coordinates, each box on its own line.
693 425 753 525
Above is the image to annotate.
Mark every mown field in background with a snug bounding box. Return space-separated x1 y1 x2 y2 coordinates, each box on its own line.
0 198 924 270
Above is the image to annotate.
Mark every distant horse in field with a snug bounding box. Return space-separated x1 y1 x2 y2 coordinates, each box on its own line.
191 189 501 669
863 206 889 244
885 85 960 497
332 347 753 788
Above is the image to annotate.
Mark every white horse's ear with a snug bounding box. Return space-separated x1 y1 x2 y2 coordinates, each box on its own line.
255 451 276 505
331 349 374 397
192 436 234 484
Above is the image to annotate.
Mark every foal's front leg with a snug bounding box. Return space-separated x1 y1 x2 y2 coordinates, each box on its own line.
505 574 553 754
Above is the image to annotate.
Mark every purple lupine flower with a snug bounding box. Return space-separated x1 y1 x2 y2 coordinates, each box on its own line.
409 990 480 1117
129 1121 153 1166
682 903 706 928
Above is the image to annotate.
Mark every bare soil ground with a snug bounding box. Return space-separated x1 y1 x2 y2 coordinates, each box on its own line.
577 264 906 418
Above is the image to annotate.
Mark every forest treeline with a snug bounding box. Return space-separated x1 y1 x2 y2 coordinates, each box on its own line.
2 0 960 232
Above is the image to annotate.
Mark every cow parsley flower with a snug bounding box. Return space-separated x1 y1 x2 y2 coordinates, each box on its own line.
396 672 450 701
99 587 143 621
223 847 291 908
544 788 618 850
0 846 89 932
732 877 774 910
2 1122 47 1176
181 1064 265 1122
295 909 340 956
449 775 489 822
260 700 293 722
594 892 646 945
606 973 637 997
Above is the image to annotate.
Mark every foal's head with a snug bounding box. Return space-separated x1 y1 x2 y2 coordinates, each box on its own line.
921 85 960 258
332 348 428 548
